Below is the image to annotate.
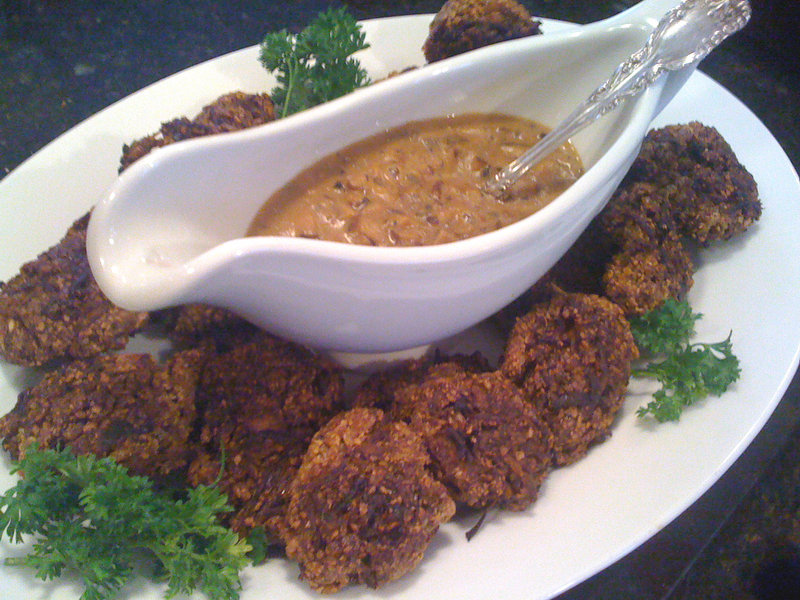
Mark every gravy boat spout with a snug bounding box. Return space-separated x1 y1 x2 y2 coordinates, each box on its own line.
87 0 704 353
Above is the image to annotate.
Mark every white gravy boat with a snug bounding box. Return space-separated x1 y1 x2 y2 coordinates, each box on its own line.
87 0 706 353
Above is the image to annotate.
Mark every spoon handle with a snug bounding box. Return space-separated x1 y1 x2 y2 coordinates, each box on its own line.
490 57 661 193
488 0 751 194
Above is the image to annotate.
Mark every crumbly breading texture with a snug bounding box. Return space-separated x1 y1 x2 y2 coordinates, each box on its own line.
423 0 542 62
0 350 202 479
0 213 149 367
625 121 761 245
119 91 275 171
501 122 758 320
598 182 695 316
394 371 553 511
529 182 694 318
189 434 308 539
196 333 345 436
599 182 681 248
350 351 491 412
187 333 345 537
603 237 694 316
278 408 455 593
501 292 638 466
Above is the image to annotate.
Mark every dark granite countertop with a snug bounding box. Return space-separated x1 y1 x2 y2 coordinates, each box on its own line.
1 1 799 598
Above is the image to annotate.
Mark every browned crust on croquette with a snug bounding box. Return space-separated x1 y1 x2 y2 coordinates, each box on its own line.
423 0 542 63
278 408 455 592
0 213 149 366
393 371 553 510
501 292 638 465
0 350 202 478
119 91 275 171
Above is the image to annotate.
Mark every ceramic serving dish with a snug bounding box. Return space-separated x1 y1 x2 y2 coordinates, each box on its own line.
87 0 692 353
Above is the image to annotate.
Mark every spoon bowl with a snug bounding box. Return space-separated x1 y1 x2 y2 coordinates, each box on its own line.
87 0 716 353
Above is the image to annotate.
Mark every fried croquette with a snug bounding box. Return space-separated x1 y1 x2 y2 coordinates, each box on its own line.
550 182 694 318
599 181 680 248
192 90 276 131
0 213 149 367
195 333 345 433
502 122 758 320
603 237 694 316
189 433 309 538
625 121 761 245
277 408 455 593
500 292 638 466
0 350 202 479
598 182 695 315
393 371 553 511
187 333 345 536
350 351 491 412
423 0 542 63
119 91 275 171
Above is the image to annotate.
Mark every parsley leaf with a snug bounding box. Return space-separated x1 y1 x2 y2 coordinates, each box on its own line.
629 297 701 355
259 7 370 118
0 446 251 600
634 335 741 421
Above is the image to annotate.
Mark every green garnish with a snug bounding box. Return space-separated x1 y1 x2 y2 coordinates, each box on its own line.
630 300 741 422
0 446 251 600
259 7 371 118
244 526 272 566
629 297 701 355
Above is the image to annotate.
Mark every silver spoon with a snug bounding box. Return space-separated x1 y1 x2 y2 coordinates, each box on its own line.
487 0 751 195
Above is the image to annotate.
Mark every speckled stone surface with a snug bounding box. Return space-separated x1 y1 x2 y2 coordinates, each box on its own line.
1 1 799 598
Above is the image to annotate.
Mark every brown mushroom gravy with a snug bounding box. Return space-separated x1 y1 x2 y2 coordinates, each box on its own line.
247 112 583 246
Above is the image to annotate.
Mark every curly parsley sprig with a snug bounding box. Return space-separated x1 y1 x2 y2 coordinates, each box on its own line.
0 446 252 600
629 299 741 422
629 297 701 355
259 7 370 118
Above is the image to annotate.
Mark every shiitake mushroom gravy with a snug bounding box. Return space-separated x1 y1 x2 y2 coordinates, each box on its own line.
247 112 583 246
